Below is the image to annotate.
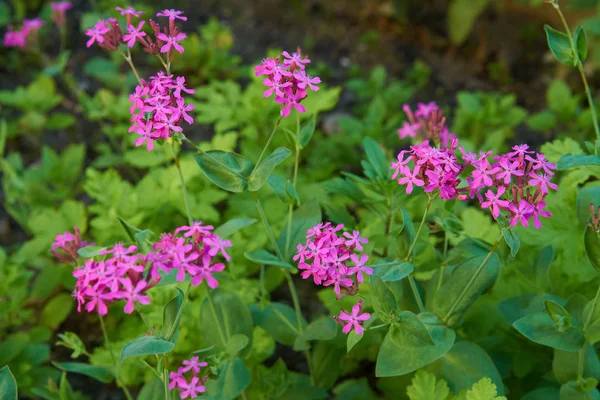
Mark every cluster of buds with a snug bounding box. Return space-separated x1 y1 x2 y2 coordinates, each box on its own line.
169 356 209 399
85 7 187 57
589 203 600 233
61 221 231 316
128 71 195 151
51 227 94 264
295 222 372 335
3 18 45 48
399 102 456 147
255 49 321 117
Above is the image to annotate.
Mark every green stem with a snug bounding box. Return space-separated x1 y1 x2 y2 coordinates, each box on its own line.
166 282 192 340
119 49 142 84
250 117 282 181
253 193 284 259
206 289 228 346
577 347 585 386
551 2 600 145
137 308 157 336
163 357 170 400
408 275 425 313
99 315 133 400
382 195 394 258
284 145 300 259
442 234 503 324
585 281 600 329
171 141 193 225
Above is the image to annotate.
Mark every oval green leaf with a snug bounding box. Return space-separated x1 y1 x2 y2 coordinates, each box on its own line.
214 218 257 238
0 366 17 400
120 336 175 360
513 312 585 351
245 249 295 270
544 25 576 66
52 362 113 384
193 150 254 192
557 154 600 170
248 147 292 191
584 224 600 271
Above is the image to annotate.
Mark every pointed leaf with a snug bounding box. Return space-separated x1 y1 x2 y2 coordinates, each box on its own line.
52 362 113 384
120 336 175 360
544 25 576 66
557 154 600 170
513 312 585 351
575 26 588 62
193 150 254 192
214 218 257 238
584 224 600 271
0 366 17 400
299 115 316 148
161 287 185 342
245 249 295 270
248 147 292 191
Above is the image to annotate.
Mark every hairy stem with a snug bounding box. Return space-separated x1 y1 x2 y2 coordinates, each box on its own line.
99 315 133 400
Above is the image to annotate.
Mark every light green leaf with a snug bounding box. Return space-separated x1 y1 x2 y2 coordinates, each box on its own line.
77 245 105 258
120 336 175 360
461 377 507 400
575 26 588 62
299 115 316 148
41 293 74 329
248 147 292 191
193 150 254 192
161 287 185 342
52 362 113 384
544 25 577 66
214 218 257 238
208 358 251 400
225 334 250 357
0 366 17 400
407 370 450 400
448 0 490 44
372 261 414 282
245 249 295 269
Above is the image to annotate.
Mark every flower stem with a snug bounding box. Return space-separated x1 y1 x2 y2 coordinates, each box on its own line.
165 282 192 340
403 196 433 313
119 49 142 85
442 234 503 324
163 356 170 400
549 2 600 146
170 141 193 225
98 315 133 400
284 145 301 259
250 117 282 181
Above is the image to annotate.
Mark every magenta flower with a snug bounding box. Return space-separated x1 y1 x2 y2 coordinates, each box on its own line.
175 221 214 238
179 376 205 399
51 1 72 11
481 187 510 219
397 165 425 194
169 368 186 390
85 20 109 48
123 21 146 48
182 356 208 374
51 2 72 28
528 172 559 195
157 9 188 21
526 153 556 175
349 254 373 283
116 6 144 17
495 159 524 185
343 230 369 251
84 286 113 316
190 254 225 288
134 120 155 151
117 278 150 314
415 102 439 118
293 71 321 91
282 50 310 69
263 77 292 98
168 76 195 98
23 18 45 32
530 201 552 229
276 87 307 117
398 121 420 139
157 32 187 54
205 236 232 262
174 98 195 125
508 199 533 228
338 299 371 335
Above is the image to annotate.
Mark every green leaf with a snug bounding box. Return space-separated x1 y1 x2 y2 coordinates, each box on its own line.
427 341 505 395
461 377 507 400
52 362 113 384
370 276 399 323
193 150 254 192
513 312 585 351
200 291 253 355
347 331 363 352
248 147 292 191
501 229 520 257
0 333 29 366
535 245 555 290
372 261 414 282
56 332 88 359
433 253 501 327
553 344 600 384
375 312 455 377
137 378 165 400
208 358 251 400
41 293 74 329
278 199 321 260
120 336 175 360
544 25 577 66
559 381 600 400
311 341 344 389
575 26 588 62
557 154 600 170
225 334 250 357
0 366 17 400
407 370 450 400
251 303 306 346
245 249 295 269
362 136 389 180
215 218 257 238
584 224 600 271
161 287 185 342
545 299 571 323
76 245 105 258
522 387 561 400
299 115 316 148
448 0 491 44
300 318 339 341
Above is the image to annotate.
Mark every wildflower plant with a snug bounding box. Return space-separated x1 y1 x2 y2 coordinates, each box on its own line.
5 0 600 399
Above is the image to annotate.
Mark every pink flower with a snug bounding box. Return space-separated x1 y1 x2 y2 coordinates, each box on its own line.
481 187 510 219
123 21 146 48
397 165 425 194
495 159 524 185
282 50 310 69
173 98 195 125
205 236 232 261
117 278 150 314
23 18 45 32
530 201 552 229
51 2 72 27
398 121 420 139
175 221 214 238
415 102 439 118
169 368 186 390
134 120 155 151
181 356 208 374
262 77 292 98
528 172 559 195
276 88 306 117
508 199 533 228
85 21 109 48
51 1 72 11
168 76 195 98
343 230 368 251
116 6 145 17
156 9 187 21
84 286 113 316
190 254 225 289
293 71 321 91
526 153 556 175
338 299 370 335
179 376 205 399
349 254 373 283
157 32 187 54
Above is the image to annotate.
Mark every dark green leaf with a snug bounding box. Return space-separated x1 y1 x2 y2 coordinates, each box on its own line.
76 245 105 258
193 150 254 192
522 387 561 400
557 154 600 170
535 246 555 290
161 287 185 342
278 199 321 260
251 303 306 346
245 249 295 270
248 147 292 191
134 229 155 253
0 333 29 365
120 336 175 360
299 115 316 148
137 378 165 400
502 228 520 257
560 381 600 400
311 341 344 388
200 291 253 356
52 362 113 384
300 318 339 341
584 224 600 271
372 261 414 282
208 358 251 400
362 137 389 180
117 217 141 241
225 334 250 357
347 332 363 353
376 312 455 377
544 25 577 66
575 26 588 62
553 343 600 384
545 299 572 323
370 276 399 323
513 312 585 351
214 218 257 238
0 366 17 400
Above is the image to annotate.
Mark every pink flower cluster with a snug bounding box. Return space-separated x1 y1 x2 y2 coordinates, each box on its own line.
255 49 321 117
51 227 94 264
169 356 209 399
71 221 231 316
3 18 45 48
128 72 195 151
392 139 557 229
295 222 372 335
51 2 72 28
398 102 456 147
295 222 371 296
85 7 188 56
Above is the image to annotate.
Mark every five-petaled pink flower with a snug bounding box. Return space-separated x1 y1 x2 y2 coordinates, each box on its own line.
481 187 510 219
338 299 371 335
123 21 146 48
85 20 109 48
156 9 187 21
276 87 307 117
116 6 144 17
397 165 425 194
182 356 208 374
157 32 187 54
179 376 205 399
